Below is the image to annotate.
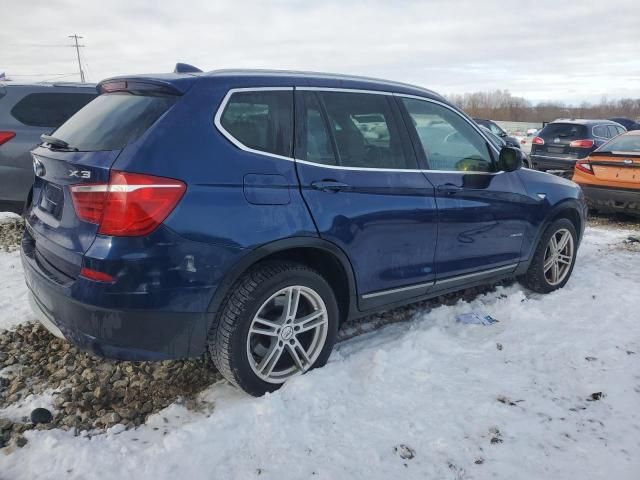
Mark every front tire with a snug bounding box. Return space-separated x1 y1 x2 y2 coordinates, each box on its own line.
208 262 339 396
520 218 578 293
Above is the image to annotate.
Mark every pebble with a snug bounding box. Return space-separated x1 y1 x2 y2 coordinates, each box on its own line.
30 408 53 424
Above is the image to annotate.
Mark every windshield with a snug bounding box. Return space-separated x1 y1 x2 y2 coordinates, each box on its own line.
51 92 176 151
595 134 640 154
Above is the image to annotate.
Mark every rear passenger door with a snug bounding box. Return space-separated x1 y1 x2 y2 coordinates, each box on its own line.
294 89 438 308
398 96 530 283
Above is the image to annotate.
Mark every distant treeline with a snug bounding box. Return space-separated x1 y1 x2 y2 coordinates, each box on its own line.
446 90 640 123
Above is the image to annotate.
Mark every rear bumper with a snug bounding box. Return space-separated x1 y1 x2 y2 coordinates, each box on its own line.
21 243 214 361
578 184 640 214
531 155 578 172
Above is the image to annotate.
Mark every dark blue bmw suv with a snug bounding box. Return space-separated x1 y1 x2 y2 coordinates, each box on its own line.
22 68 587 396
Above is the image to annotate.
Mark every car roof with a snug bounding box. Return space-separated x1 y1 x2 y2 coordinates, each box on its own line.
102 69 446 101
0 81 96 91
202 69 443 98
549 118 620 125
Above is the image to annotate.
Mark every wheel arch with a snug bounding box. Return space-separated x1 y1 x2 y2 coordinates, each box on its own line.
546 199 584 241
517 198 585 275
207 237 358 324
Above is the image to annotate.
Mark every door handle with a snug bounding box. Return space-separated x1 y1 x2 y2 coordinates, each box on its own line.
311 180 349 193
437 183 463 195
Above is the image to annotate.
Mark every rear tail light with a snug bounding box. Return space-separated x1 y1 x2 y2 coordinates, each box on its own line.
575 159 594 175
532 136 544 145
520 139 526 144
0 131 16 146
569 139 595 148
70 171 186 236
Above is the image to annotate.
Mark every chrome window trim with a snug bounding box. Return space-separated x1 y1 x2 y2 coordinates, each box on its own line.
296 158 422 173
213 86 504 175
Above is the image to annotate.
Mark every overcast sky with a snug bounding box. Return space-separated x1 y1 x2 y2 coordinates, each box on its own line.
2 0 639 104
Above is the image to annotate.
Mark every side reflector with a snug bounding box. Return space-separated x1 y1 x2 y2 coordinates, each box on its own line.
80 267 114 283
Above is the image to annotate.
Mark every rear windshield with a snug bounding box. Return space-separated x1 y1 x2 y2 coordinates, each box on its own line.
51 92 176 151
596 134 640 154
11 92 96 128
539 123 588 140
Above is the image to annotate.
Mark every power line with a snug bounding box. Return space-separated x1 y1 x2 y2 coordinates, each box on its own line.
7 73 78 77
68 34 86 83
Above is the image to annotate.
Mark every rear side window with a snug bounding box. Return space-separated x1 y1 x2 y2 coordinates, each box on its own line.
315 91 415 169
219 90 293 157
593 125 609 138
297 92 337 165
540 123 588 140
10 92 96 128
51 92 176 151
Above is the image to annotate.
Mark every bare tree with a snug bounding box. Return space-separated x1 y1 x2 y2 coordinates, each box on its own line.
446 90 640 123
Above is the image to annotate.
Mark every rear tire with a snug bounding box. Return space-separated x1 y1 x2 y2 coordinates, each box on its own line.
520 218 578 293
208 261 339 396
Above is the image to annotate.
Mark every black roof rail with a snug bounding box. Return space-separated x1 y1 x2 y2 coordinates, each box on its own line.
174 63 202 74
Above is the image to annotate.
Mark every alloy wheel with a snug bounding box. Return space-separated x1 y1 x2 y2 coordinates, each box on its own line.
543 228 574 286
246 286 328 384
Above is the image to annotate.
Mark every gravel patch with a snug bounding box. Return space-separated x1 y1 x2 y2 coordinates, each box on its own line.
0 215 24 253
0 323 220 448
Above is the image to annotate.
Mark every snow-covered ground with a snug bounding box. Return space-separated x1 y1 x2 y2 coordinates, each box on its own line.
1 226 639 479
0 250 36 331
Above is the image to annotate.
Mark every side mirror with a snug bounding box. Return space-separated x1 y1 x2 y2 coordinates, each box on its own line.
497 146 523 172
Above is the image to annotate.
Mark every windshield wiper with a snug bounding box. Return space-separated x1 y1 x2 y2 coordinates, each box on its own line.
40 134 78 151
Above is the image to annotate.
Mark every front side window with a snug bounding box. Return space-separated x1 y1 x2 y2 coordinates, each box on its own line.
402 98 493 172
220 90 293 157
315 91 415 169
607 125 621 138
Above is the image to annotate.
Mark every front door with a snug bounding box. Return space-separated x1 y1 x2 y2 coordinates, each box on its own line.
398 96 530 283
294 89 438 308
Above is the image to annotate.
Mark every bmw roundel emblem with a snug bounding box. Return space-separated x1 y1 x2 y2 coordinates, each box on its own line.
32 156 46 177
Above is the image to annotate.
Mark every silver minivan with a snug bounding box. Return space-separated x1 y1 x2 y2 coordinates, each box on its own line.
0 82 96 213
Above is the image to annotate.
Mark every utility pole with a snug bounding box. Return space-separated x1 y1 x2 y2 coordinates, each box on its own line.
68 34 85 83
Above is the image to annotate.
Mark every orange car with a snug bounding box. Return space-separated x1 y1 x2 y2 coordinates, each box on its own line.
572 130 640 215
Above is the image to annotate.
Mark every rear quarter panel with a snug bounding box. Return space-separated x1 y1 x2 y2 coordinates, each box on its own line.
112 78 318 248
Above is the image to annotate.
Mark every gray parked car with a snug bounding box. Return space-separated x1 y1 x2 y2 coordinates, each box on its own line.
0 82 97 213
